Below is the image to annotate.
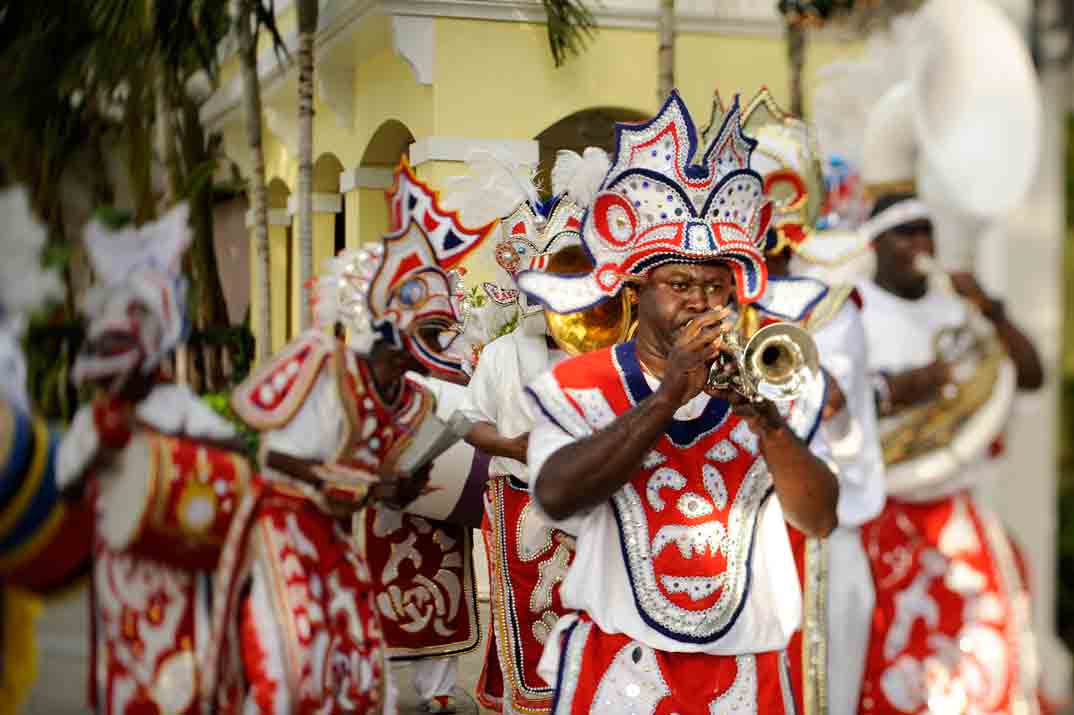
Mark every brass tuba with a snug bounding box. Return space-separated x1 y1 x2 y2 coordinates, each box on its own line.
543 245 634 355
707 322 820 403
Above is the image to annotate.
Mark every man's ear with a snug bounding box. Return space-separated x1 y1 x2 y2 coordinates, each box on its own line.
625 284 639 305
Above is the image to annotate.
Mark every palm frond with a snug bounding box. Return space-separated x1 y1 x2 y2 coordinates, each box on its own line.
541 0 596 67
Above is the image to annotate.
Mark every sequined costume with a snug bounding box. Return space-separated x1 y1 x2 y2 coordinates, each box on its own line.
729 88 886 715
214 159 491 714
854 277 1039 715
444 150 599 714
518 92 821 714
55 205 250 715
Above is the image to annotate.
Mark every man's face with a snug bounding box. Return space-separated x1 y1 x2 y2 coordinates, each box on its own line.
874 219 934 298
636 262 735 354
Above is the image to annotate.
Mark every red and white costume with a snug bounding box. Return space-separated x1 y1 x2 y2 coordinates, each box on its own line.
445 149 605 715
516 91 821 714
56 206 250 715
855 275 1040 715
212 159 490 714
738 88 887 715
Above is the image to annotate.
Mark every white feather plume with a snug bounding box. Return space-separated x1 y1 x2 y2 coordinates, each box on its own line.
551 147 610 207
0 186 63 318
811 12 922 167
442 149 540 228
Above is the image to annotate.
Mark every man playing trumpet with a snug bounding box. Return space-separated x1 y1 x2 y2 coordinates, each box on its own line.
515 92 838 714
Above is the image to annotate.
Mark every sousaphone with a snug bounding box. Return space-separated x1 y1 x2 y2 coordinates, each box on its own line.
544 245 634 355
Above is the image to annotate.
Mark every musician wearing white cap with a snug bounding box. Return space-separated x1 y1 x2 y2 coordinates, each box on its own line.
218 160 489 715
516 92 839 714
723 88 886 715
443 149 608 715
852 188 1045 715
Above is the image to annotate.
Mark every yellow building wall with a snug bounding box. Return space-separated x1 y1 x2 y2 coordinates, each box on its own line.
228 13 866 352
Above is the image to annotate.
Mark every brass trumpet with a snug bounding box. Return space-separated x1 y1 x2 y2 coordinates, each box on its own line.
707 322 820 402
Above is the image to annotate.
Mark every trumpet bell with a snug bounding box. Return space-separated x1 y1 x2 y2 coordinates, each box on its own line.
544 245 633 355
742 323 820 402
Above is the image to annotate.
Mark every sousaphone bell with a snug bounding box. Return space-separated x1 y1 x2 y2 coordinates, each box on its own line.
544 245 634 355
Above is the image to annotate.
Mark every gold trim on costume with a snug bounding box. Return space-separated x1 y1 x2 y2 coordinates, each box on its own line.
801 536 829 715
804 284 856 334
863 179 916 200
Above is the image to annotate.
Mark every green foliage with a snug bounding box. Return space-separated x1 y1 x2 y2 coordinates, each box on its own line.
201 391 260 462
777 0 858 25
495 310 521 340
541 0 596 67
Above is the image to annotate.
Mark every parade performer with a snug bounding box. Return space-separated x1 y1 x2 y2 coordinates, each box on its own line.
0 185 93 715
444 148 608 714
849 58 1046 710
720 89 885 715
515 91 839 714
55 204 251 715
217 159 488 715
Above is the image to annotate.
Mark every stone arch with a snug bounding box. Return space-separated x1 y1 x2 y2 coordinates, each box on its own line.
344 120 416 249
534 107 650 195
313 153 344 193
360 119 415 167
267 177 291 209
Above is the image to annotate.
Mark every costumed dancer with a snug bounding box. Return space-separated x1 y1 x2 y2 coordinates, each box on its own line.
514 91 839 714
0 186 93 715
717 89 886 715
217 159 488 715
55 205 252 715
442 149 608 714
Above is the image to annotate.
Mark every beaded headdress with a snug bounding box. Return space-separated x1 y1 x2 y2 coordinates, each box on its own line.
517 91 772 313
313 159 494 379
706 88 825 256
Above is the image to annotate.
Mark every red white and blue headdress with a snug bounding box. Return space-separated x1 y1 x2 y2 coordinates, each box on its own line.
518 91 773 313
313 159 494 379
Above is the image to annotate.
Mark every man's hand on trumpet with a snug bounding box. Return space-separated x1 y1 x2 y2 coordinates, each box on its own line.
655 307 734 409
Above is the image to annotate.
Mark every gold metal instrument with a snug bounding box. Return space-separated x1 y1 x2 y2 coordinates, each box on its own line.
544 245 634 355
707 322 820 403
880 253 1006 466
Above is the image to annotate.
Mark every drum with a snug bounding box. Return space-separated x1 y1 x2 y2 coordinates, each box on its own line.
403 375 491 528
97 430 251 570
0 399 92 593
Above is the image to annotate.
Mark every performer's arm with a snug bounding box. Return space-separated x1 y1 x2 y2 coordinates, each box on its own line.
873 361 950 416
458 339 529 462
465 422 528 463
949 272 1043 391
721 394 839 538
532 312 726 521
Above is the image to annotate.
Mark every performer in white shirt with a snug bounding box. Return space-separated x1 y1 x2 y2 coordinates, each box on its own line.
724 88 885 715
853 190 1045 715
446 148 608 714
848 71 1046 713
515 91 839 714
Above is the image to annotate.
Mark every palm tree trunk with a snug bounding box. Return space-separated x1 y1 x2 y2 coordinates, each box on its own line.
296 0 318 332
657 0 675 106
236 0 272 363
787 18 806 117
